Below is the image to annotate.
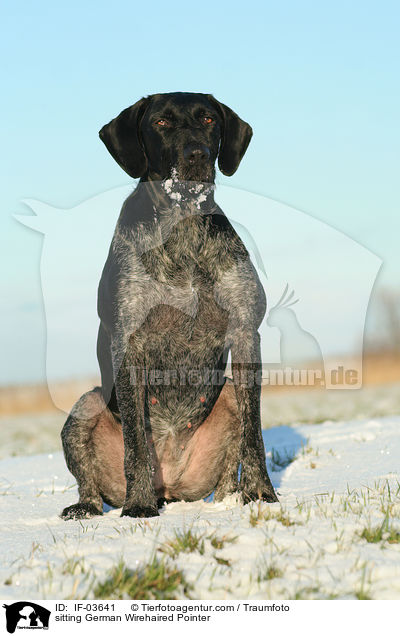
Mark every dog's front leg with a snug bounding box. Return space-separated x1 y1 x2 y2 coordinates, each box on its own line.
231 331 278 504
112 337 159 518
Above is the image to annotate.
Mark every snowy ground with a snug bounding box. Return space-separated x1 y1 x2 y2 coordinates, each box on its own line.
1 384 400 600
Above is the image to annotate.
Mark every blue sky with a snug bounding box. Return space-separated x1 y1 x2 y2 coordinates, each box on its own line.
1 0 399 384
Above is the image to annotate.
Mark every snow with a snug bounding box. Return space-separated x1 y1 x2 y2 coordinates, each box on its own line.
160 170 215 210
1 405 400 600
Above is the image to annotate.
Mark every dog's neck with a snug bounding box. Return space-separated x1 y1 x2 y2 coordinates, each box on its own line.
139 168 217 217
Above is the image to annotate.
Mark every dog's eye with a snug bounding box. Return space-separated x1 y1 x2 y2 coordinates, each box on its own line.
156 119 170 127
202 116 213 124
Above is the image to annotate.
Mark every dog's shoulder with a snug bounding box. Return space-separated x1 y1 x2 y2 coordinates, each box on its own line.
205 205 249 260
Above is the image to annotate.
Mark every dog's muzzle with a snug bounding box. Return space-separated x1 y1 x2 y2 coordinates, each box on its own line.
183 143 211 164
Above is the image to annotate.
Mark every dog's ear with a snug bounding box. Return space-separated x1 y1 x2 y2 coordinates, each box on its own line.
99 97 150 178
208 96 253 176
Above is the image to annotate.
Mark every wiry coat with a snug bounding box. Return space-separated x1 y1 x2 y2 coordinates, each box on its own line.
61 92 277 519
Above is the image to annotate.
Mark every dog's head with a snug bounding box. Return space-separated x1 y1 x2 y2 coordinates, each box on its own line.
99 92 252 182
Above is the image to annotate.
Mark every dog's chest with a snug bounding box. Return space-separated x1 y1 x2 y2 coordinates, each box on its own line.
115 211 263 346
134 214 230 350
112 209 264 444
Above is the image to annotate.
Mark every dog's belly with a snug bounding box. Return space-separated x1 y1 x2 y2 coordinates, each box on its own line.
148 381 239 501
93 381 239 505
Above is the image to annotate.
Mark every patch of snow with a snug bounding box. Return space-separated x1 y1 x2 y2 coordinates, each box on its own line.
162 179 173 194
1 415 400 599
195 193 207 209
159 169 215 213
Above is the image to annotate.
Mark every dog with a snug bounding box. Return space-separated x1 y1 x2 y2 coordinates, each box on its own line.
60 92 277 519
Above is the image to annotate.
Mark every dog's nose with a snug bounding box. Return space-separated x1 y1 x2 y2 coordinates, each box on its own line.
183 143 211 163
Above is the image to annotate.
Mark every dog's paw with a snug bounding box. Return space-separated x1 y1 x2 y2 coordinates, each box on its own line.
240 484 278 504
157 496 179 509
214 486 238 502
60 502 103 520
121 505 159 518
157 497 167 509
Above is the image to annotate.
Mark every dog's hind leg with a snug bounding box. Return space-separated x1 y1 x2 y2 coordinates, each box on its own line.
60 387 125 520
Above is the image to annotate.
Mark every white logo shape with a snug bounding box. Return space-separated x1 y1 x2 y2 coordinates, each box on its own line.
16 184 381 411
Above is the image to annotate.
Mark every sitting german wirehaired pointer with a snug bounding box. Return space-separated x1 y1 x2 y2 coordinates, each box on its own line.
61 92 277 519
